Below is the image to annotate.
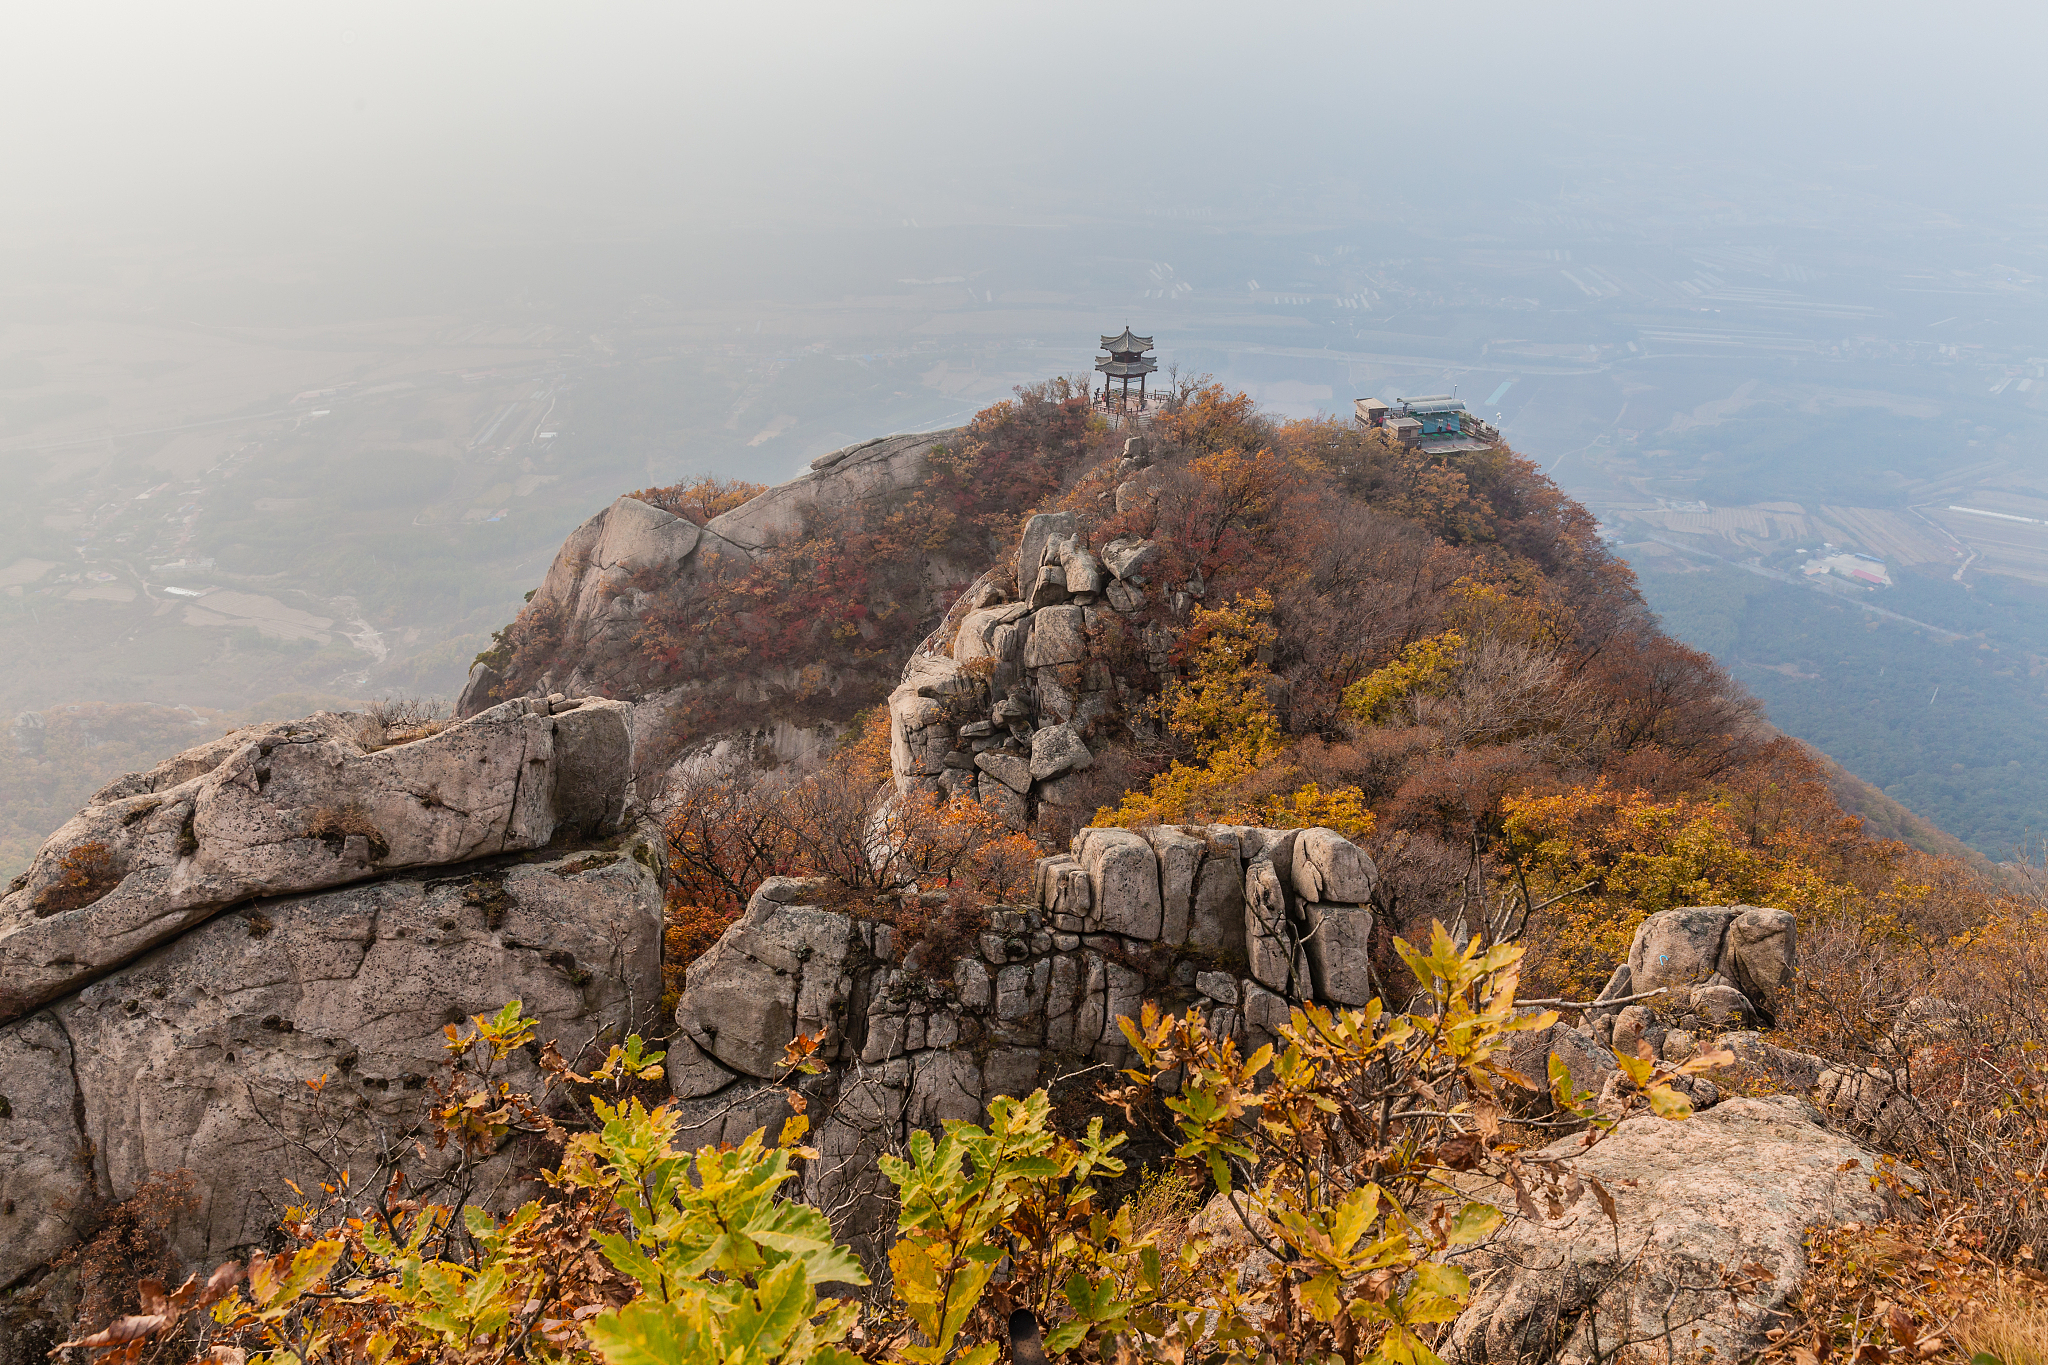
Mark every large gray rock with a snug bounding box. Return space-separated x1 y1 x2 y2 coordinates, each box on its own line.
0 846 663 1287
887 654 983 792
0 696 632 1026
1053 537 1104 596
1299 903 1374 1006
1447 1096 1903 1364
677 879 859 1079
711 430 963 551
1628 905 1796 1022
973 750 1033 795
0 1014 88 1284
1141 826 1205 946
1028 724 1093 781
952 602 1029 664
1245 857 1308 994
1022 605 1087 668
1290 827 1376 904
1502 1022 1619 1105
1073 828 1163 940
1101 537 1157 583
521 495 702 631
1189 841 1246 955
1015 511 1078 589
1626 907 1732 1002
1721 905 1796 1012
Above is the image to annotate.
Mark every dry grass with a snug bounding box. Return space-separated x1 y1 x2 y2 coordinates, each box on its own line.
31 840 123 916
363 695 450 748
305 802 391 859
1957 1296 2048 1365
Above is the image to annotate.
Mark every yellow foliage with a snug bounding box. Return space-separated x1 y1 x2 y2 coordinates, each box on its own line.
1167 589 1282 762
1256 782 1376 841
1094 743 1373 840
1447 572 1563 648
1498 781 1859 998
1095 741 1264 830
1341 630 1466 723
1098 592 1369 836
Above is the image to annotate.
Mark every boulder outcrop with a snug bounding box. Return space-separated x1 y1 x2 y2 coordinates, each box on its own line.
1583 904 1798 1040
670 823 1384 1259
887 518 1170 829
0 696 631 1025
1446 1096 1902 1364
0 701 658 1296
458 429 964 719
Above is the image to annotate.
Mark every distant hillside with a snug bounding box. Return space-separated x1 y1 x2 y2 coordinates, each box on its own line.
1630 554 2048 857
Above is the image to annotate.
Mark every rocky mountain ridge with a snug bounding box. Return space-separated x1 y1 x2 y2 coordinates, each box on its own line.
0 391 1996 1363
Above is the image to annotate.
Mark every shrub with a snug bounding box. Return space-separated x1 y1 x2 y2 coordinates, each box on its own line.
64 929 1728 1365
304 803 391 860
32 840 123 916
627 475 768 525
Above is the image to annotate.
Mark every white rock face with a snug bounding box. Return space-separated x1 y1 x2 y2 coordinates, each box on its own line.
0 846 663 1287
1447 1096 1901 1365
0 697 631 1025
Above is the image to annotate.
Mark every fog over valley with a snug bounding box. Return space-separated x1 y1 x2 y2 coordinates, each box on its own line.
6 0 2048 867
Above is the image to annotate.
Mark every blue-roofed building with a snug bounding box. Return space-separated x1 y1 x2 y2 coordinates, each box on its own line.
1353 393 1501 453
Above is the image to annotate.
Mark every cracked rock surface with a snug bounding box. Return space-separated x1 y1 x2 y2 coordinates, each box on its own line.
0 847 662 1287
1446 1096 1900 1365
0 699 654 1293
669 823 1382 1265
0 696 630 1025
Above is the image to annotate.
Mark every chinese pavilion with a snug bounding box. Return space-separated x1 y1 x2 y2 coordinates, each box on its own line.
1095 327 1158 408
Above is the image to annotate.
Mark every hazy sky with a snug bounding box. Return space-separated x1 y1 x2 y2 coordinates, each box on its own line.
8 0 2045 262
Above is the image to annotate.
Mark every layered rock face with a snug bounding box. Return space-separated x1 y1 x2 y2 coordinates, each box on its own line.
668 822 1380 1259
459 429 964 718
1 696 632 1024
890 510 1166 830
0 700 661 1293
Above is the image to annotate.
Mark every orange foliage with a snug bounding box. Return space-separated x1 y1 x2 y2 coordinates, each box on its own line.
659 706 1042 994
625 475 766 524
33 840 121 916
1150 381 1261 454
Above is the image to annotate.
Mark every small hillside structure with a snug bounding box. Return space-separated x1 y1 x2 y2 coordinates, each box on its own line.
1096 328 1158 408
1356 393 1500 453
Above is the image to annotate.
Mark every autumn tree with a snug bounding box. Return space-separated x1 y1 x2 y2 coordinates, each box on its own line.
627 474 768 524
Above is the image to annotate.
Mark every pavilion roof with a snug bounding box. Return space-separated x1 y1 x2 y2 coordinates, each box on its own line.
1095 357 1158 377
1099 328 1154 354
